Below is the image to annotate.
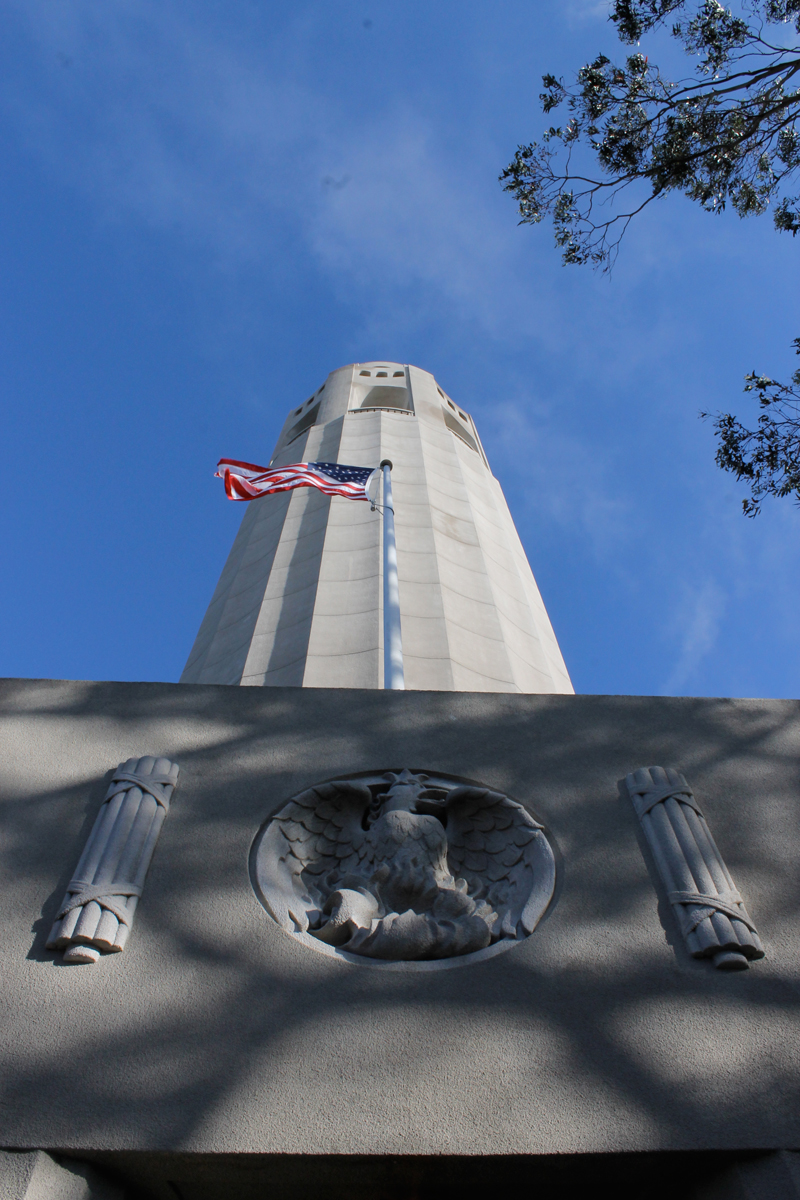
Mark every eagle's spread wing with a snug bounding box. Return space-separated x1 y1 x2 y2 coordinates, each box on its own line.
256 780 374 933
445 786 555 939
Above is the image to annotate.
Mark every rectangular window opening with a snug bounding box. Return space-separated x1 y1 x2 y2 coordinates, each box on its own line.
443 409 480 454
285 402 320 445
356 385 414 413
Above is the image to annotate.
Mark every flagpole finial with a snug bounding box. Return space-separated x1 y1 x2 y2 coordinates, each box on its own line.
380 459 393 470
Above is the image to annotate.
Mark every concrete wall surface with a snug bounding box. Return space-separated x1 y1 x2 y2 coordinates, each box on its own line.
0 1149 122 1199
1 678 800 1173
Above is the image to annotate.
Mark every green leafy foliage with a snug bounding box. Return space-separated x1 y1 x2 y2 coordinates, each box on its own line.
501 1 800 514
501 0 800 267
704 340 800 515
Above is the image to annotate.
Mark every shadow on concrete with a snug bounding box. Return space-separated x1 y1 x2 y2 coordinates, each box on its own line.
1 681 800 1197
80 1147 781 1200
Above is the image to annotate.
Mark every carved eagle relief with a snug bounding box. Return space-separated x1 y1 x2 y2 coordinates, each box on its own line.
252 770 556 962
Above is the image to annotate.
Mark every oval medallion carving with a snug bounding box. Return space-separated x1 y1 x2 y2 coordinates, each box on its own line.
250 769 557 968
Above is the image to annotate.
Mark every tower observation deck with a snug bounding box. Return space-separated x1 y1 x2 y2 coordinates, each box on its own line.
181 362 573 693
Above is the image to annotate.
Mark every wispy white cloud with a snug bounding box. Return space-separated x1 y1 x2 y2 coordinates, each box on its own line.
4 4 324 244
661 579 726 695
0 1 593 349
482 397 632 558
562 0 613 27
307 116 560 339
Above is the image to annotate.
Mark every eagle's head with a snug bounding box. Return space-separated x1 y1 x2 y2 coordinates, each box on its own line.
378 769 448 819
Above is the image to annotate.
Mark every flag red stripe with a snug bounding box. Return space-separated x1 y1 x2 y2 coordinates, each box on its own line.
216 458 270 476
215 459 373 503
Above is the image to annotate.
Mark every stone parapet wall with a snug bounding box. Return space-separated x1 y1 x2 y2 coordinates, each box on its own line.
0 678 798 1162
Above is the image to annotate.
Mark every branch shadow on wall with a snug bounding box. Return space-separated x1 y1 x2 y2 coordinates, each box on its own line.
1 680 799 1199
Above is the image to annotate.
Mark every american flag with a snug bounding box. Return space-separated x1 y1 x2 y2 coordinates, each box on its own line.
215 458 378 502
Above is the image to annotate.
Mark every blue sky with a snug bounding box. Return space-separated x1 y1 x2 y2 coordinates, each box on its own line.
2 0 798 697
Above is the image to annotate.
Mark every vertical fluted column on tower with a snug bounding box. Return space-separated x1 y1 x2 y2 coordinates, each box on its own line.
181 361 573 694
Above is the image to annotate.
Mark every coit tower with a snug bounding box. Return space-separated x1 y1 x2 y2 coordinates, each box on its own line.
181 362 573 694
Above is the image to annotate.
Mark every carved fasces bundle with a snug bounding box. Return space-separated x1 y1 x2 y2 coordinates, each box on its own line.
47 756 179 965
626 766 763 971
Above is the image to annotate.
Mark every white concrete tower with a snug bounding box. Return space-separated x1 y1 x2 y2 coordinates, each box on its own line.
181 362 573 693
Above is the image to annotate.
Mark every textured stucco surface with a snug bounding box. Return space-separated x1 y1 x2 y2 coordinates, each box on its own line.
0 1149 123 1199
1 679 800 1159
180 362 573 693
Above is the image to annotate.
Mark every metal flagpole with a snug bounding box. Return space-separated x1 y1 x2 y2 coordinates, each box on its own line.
380 459 405 689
